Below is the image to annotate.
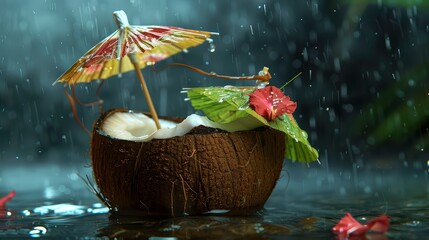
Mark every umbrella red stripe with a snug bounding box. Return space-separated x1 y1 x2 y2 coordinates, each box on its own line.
128 31 149 53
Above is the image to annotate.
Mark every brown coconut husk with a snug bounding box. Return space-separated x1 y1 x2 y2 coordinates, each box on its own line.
91 108 285 217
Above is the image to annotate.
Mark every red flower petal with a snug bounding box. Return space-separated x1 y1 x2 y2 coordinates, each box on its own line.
249 86 297 121
332 213 390 238
366 214 390 233
0 191 16 209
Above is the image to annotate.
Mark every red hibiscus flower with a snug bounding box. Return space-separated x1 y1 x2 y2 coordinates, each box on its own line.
249 86 297 121
332 213 390 239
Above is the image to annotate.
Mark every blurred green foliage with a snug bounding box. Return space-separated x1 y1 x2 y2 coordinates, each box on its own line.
341 0 429 153
356 62 429 151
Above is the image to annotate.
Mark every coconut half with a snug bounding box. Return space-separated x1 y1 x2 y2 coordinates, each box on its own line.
91 108 285 217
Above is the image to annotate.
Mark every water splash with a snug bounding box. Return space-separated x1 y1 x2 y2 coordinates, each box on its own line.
29 226 47 238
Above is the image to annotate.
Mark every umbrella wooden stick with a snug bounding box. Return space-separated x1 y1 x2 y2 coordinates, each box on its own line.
130 60 161 129
115 12 160 129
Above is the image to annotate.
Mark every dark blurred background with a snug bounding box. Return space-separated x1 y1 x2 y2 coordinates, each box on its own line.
1 0 428 172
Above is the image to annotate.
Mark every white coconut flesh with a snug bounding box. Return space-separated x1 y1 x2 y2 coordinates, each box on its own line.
101 111 264 142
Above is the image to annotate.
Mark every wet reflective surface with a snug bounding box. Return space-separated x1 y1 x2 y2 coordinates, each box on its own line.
1 162 427 239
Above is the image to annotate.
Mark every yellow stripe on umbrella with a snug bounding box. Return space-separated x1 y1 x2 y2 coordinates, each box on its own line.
55 10 216 129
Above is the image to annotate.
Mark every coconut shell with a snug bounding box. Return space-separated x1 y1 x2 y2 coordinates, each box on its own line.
91 108 285 217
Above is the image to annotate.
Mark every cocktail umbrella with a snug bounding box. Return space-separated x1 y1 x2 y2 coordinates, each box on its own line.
55 10 215 130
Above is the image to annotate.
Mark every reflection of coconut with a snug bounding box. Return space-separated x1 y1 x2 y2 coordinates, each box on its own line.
91 108 285 217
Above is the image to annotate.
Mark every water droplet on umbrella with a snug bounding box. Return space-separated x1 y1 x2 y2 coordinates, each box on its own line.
256 81 269 89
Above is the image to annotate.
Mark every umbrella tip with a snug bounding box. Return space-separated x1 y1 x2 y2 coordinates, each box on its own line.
113 10 130 29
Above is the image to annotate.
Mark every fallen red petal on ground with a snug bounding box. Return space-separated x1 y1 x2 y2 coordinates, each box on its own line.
0 191 16 209
332 212 390 239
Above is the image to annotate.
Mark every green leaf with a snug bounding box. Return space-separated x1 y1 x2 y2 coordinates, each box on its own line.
187 86 319 163
270 116 319 163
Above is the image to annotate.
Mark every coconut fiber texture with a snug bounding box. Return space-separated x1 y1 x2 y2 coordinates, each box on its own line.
91 109 286 217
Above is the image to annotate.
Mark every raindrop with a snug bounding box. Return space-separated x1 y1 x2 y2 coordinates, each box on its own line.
329 109 336 122
206 38 216 53
334 58 341 72
256 81 268 89
427 160 429 172
309 117 316 128
340 84 348 98
250 25 254 35
238 105 249 110
302 48 308 61
385 36 391 51
209 43 215 52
